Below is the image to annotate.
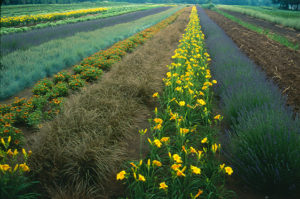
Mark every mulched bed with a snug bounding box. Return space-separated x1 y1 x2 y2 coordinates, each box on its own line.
205 9 300 113
0 7 170 55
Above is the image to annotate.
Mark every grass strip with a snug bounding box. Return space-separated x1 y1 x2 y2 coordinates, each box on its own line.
117 6 234 199
0 6 182 100
0 8 186 199
197 6 300 197
213 8 299 50
216 5 300 30
0 5 166 35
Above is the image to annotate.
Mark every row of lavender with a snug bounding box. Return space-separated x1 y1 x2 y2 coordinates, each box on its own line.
197 6 300 197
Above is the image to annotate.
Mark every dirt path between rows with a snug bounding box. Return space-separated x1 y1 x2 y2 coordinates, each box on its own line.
28 8 191 199
0 7 170 55
220 9 300 45
205 9 300 113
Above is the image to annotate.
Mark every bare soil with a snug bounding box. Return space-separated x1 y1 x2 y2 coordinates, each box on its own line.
205 9 300 113
220 9 300 45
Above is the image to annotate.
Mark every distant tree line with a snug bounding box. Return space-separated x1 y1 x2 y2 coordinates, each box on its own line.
1 0 298 10
272 0 300 9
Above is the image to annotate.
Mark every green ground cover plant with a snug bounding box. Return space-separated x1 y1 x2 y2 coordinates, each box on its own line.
217 5 300 30
0 6 182 100
213 8 299 50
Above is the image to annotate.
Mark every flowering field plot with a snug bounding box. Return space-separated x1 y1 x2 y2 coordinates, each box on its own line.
0 7 108 27
117 6 233 199
0 4 168 35
0 9 185 198
0 6 181 100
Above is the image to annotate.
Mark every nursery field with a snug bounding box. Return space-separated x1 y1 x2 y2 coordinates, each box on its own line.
0 3 167 35
219 8 300 45
217 5 300 30
0 1 130 17
204 9 300 113
1 6 171 55
0 6 181 101
1 3 300 199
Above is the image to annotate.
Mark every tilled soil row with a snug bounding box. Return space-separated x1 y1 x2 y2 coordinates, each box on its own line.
205 9 300 113
220 9 300 45
28 7 191 199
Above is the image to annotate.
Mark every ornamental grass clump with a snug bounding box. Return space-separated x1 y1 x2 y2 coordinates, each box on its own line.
117 6 234 198
227 105 300 193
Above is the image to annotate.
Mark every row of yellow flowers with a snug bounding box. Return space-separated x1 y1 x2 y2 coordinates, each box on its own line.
117 6 234 198
0 7 108 27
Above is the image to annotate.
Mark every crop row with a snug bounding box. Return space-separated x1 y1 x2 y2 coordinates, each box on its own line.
217 5 300 30
0 9 185 199
197 6 300 196
0 6 181 100
0 5 166 35
117 6 233 199
0 7 108 27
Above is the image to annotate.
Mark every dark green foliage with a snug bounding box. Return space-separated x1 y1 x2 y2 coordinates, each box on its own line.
0 172 39 199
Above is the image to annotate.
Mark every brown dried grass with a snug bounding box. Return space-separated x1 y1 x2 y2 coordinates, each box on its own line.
29 7 191 199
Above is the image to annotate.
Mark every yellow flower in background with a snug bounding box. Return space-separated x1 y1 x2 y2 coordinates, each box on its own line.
220 163 225 170
176 166 186 177
190 146 197 154
202 86 208 90
214 114 221 120
1 138 5 146
6 149 13 156
171 163 182 171
197 99 206 106
153 118 163 124
153 139 162 148
130 162 137 168
201 137 208 144
172 154 183 163
190 165 201 175
116 170 126 180
152 92 159 98
152 160 162 167
138 174 146 182
153 123 162 130
194 189 203 198
0 164 11 172
212 80 217 84
160 137 170 142
211 143 218 153
182 145 187 154
179 101 185 106
180 128 190 135
19 163 30 172
159 182 168 190
225 166 233 175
